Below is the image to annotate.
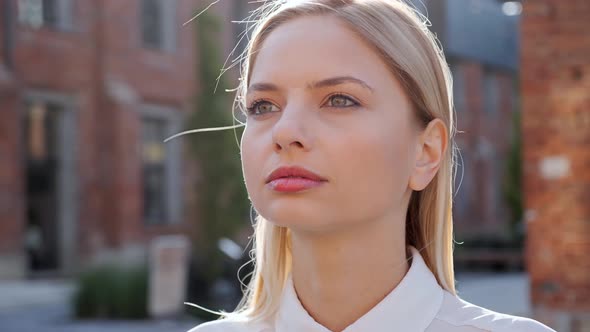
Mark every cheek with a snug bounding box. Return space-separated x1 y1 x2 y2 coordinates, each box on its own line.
240 125 275 216
334 122 414 218
240 127 260 197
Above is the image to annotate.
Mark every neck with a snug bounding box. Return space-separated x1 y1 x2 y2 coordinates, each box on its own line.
290 215 410 332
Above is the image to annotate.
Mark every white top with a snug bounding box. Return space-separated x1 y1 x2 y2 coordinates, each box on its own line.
189 246 556 332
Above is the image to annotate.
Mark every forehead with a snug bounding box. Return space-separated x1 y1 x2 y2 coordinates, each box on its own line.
249 15 390 88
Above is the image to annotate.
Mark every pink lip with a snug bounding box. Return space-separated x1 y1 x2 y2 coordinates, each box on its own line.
265 166 327 193
267 178 326 192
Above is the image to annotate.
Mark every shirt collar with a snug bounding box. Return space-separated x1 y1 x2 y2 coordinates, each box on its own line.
274 245 444 332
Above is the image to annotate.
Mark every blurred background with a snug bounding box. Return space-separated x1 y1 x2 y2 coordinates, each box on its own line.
0 0 588 331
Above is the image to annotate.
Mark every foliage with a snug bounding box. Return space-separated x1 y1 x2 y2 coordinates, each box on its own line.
503 89 523 240
186 10 250 284
72 263 148 320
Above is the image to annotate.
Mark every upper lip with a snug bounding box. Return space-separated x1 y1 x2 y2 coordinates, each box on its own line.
265 166 328 183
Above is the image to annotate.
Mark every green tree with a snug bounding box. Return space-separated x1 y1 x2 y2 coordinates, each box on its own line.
186 11 249 283
503 86 523 242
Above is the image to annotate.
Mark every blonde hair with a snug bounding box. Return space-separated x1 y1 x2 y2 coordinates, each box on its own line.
189 0 458 324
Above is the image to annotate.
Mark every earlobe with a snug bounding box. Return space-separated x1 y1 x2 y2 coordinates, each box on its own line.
409 119 447 191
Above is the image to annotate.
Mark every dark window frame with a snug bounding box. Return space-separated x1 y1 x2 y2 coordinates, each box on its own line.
140 0 176 52
141 0 162 49
141 116 169 225
483 67 499 115
139 104 183 227
449 60 466 114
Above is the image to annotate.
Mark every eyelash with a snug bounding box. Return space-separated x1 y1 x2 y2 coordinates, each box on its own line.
245 93 360 117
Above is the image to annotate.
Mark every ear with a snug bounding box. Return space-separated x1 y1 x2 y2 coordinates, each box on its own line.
409 119 448 191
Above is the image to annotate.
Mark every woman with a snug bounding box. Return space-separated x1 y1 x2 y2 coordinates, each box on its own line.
187 0 555 331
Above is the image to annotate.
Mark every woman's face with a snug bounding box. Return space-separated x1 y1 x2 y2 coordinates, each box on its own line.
241 15 421 233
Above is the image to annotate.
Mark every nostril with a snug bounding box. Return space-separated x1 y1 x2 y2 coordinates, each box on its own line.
274 140 304 151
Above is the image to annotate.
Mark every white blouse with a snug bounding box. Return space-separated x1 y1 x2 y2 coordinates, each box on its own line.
189 246 556 332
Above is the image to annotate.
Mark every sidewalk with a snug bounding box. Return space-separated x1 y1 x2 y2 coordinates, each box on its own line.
455 272 532 317
0 279 74 311
0 279 201 332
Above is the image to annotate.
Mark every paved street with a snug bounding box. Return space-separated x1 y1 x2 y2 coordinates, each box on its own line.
0 302 200 332
0 279 201 332
0 272 533 331
455 272 532 317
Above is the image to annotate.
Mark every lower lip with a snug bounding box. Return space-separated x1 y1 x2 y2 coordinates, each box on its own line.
267 178 326 192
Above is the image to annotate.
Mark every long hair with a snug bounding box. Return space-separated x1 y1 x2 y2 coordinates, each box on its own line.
209 0 457 323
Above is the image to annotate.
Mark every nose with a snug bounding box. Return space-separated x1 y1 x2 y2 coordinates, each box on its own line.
271 106 311 153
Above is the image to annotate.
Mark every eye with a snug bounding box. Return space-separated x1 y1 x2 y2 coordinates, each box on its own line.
323 93 360 108
246 99 279 117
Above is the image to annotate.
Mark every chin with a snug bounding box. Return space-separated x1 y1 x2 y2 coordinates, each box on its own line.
257 202 326 229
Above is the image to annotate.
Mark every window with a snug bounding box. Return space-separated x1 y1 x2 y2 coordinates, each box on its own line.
22 90 79 274
139 105 182 226
140 0 176 51
18 0 72 30
493 157 505 215
483 69 499 115
450 63 465 113
23 101 61 270
454 148 472 219
26 102 54 162
141 0 161 49
142 117 168 225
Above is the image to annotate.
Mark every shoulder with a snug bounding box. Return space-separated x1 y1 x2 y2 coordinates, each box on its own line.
428 291 557 332
187 319 247 332
187 317 271 332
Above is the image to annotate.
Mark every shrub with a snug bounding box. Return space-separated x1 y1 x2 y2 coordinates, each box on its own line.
72 263 149 320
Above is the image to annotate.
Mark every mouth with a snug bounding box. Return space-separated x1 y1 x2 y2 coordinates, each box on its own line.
265 166 327 184
265 166 327 192
266 177 326 192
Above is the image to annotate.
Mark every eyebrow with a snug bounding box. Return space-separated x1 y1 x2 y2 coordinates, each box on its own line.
247 76 374 95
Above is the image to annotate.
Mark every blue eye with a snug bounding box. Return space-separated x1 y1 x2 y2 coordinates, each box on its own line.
246 99 279 116
324 93 359 108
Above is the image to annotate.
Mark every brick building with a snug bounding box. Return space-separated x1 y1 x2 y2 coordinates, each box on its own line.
521 1 590 331
0 0 245 279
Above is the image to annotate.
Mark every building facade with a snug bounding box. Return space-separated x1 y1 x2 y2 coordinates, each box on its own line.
0 0 246 279
0 0 529 279
521 1 590 330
